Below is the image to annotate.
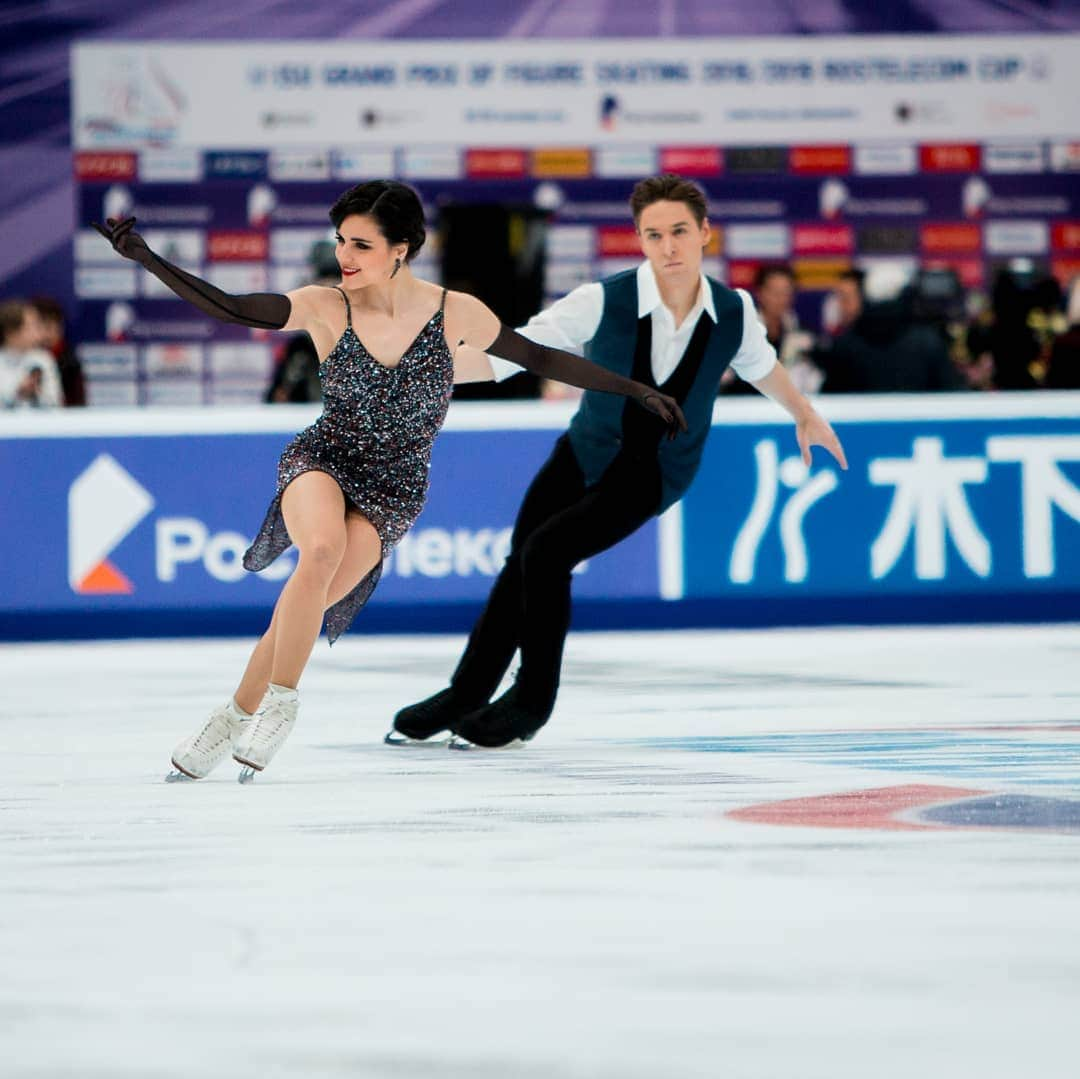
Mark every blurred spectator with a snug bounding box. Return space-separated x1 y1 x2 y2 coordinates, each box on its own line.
721 263 810 395
0 299 64 409
266 334 322 403
1045 278 1080 389
978 264 1042 390
31 296 85 406
819 265 962 393
960 325 997 391
825 268 865 337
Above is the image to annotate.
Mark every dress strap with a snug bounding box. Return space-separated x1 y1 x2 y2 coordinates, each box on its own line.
333 286 352 328
439 287 448 315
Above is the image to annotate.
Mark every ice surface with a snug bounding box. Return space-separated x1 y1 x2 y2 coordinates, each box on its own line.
2 625 1079 1078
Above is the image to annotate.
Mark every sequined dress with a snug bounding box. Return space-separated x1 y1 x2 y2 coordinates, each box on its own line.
243 286 454 642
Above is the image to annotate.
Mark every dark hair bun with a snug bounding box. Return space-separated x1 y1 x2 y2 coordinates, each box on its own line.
329 180 426 261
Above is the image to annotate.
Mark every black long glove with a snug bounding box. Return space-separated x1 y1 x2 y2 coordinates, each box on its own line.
487 326 688 439
92 216 291 330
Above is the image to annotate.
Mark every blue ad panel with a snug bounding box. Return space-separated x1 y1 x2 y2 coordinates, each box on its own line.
0 425 659 626
680 416 1080 602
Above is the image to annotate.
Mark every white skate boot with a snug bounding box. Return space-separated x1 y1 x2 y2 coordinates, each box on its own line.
232 684 298 783
166 700 250 782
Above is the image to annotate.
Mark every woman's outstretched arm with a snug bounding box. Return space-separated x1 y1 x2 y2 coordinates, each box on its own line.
93 216 292 330
447 291 688 437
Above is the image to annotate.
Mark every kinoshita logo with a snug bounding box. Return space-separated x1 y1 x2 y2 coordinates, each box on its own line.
68 455 154 594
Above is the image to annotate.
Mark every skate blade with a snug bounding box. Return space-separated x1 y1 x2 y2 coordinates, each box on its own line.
447 735 529 752
384 730 452 747
164 769 198 783
237 766 257 784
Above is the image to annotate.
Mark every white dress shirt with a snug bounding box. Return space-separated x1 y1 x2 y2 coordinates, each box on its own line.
489 261 778 385
0 347 64 409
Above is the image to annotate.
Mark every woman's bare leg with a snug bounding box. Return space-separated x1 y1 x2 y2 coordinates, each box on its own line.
233 509 381 713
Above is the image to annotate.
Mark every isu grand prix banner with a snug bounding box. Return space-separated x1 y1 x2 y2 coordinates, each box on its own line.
73 36 1080 148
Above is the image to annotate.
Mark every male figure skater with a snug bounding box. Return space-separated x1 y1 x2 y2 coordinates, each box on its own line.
390 174 847 748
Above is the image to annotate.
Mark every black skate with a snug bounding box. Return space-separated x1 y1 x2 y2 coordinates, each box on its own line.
449 687 549 750
385 686 481 746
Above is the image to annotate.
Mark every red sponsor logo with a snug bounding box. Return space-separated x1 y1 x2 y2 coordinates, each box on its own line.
790 145 851 174
1052 222 1080 251
75 152 137 180
207 232 269 261
465 149 527 178
920 144 981 172
596 226 640 258
1052 257 1080 285
923 258 985 290
920 222 982 253
659 146 723 176
792 224 854 255
726 261 759 289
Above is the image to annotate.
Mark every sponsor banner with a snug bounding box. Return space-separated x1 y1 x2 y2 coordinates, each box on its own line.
985 219 1049 255
792 223 854 255
331 147 396 179
921 222 982 253
142 344 205 378
792 258 850 289
269 228 330 263
1049 141 1080 172
1051 222 1080 251
85 380 139 408
855 224 918 255
679 408 1080 604
0 422 658 620
399 146 462 178
596 225 641 257
853 143 917 175
545 261 597 295
923 257 985 289
983 141 1045 173
75 152 137 181
725 261 759 289
4 401 1078 635
531 148 591 177
205 151 269 180
659 146 723 176
920 143 981 172
75 266 138 300
465 148 528 178
77 344 138 380
269 148 332 181
144 382 206 406
270 265 313 292
205 264 269 292
547 225 596 260
207 231 269 262
138 147 204 182
726 223 790 258
725 147 787 174
208 343 273 379
73 37 1080 150
790 145 850 174
594 145 657 177
1052 256 1080 283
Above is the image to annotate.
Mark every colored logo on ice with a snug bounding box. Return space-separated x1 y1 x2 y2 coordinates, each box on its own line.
68 455 155 594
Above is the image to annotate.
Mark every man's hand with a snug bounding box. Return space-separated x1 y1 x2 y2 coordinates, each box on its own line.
796 409 847 470
638 389 689 440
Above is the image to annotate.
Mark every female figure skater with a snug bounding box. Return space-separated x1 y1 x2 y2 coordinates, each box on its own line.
94 180 684 782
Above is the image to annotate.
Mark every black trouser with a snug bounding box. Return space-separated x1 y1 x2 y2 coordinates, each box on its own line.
450 435 663 715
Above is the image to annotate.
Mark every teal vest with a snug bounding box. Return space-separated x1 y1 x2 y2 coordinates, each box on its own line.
566 269 746 512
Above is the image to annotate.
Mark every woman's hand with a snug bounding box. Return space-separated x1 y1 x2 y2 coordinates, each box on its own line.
635 388 688 440
91 216 152 264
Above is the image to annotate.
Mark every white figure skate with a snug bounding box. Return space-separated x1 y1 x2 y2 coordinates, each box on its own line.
166 701 248 782
232 685 298 783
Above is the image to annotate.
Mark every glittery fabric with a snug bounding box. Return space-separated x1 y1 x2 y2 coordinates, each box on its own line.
243 287 454 643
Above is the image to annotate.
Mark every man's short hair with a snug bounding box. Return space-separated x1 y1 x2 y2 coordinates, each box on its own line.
30 296 65 326
630 174 708 226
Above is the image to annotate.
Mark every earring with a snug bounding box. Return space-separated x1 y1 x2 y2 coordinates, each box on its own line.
390 257 402 279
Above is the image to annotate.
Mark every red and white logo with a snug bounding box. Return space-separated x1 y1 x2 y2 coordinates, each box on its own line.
68 456 155 594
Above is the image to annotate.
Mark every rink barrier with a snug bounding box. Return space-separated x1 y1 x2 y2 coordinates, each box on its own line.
2 395 1078 641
